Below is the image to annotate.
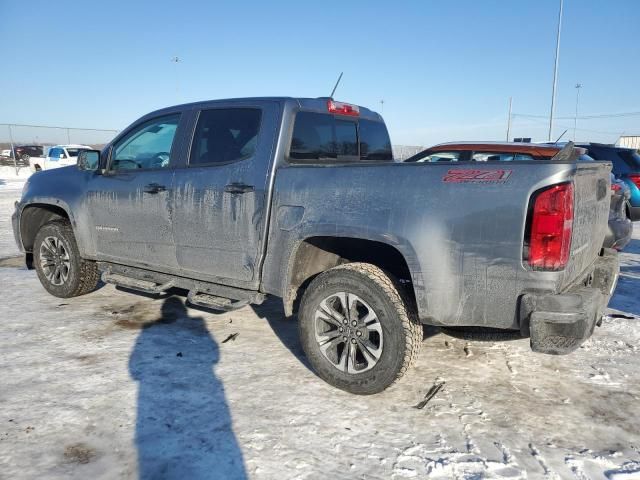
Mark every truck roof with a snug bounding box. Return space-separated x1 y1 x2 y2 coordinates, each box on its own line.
143 97 384 122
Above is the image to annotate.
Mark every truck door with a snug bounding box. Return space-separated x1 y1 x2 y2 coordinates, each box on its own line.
171 101 279 287
85 113 183 270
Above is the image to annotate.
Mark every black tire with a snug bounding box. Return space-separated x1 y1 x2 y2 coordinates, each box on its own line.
33 221 99 298
298 262 421 395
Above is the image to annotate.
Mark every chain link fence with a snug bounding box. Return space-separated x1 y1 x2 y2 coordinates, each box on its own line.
0 123 119 173
392 145 425 161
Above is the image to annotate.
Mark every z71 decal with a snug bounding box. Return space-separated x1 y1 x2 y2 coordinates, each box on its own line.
443 169 512 183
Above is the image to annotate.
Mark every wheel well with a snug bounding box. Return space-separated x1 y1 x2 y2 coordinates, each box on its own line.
20 204 70 252
285 236 415 317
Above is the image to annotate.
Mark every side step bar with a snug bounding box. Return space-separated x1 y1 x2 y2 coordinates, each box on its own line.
187 291 253 312
102 272 175 295
98 262 265 312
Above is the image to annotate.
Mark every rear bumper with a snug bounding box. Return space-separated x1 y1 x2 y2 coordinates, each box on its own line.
604 215 633 250
519 249 619 355
11 203 24 253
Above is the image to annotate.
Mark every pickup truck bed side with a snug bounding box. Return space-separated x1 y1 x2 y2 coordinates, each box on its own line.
262 160 611 330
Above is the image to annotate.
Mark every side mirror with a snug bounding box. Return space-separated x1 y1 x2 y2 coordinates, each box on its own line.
59 153 65 159
77 150 101 171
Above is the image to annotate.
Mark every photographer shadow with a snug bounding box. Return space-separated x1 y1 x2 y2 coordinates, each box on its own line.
129 296 246 479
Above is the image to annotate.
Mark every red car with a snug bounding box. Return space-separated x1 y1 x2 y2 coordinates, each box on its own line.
404 141 590 163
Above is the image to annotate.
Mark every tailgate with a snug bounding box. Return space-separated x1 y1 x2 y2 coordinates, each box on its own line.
560 162 612 288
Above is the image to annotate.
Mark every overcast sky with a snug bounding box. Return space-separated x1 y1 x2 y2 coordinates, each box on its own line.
1 0 638 146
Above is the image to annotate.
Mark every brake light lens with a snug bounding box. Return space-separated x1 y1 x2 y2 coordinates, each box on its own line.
327 100 359 116
527 183 573 271
627 174 640 190
611 182 621 192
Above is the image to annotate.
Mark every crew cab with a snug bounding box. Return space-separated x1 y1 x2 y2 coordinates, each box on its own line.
12 97 619 394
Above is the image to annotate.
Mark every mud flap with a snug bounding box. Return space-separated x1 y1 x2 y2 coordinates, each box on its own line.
524 289 604 355
520 249 619 355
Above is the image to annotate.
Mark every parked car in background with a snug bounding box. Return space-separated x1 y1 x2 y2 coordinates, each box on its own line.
30 144 92 172
1 149 12 158
12 98 618 394
577 143 640 221
607 173 633 250
14 145 44 162
405 142 632 251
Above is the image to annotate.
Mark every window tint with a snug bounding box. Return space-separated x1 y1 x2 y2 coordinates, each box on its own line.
190 108 261 166
415 151 461 163
335 120 358 156
618 149 640 169
66 148 81 157
49 148 60 159
290 112 336 160
289 112 392 162
112 114 180 171
472 152 535 162
359 119 392 160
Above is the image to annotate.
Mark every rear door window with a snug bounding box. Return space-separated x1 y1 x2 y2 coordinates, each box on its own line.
414 151 461 162
189 108 262 166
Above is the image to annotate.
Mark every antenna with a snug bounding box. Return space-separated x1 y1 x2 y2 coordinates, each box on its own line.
554 129 568 143
329 72 343 98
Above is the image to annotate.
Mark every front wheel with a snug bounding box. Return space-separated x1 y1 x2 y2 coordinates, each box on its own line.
299 263 422 395
33 221 99 298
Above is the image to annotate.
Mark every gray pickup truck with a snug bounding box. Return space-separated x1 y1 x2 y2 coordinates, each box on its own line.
12 97 619 394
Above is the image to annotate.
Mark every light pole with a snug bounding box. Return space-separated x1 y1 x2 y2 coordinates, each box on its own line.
171 56 181 101
380 99 384 113
506 96 513 142
548 0 564 141
573 83 582 141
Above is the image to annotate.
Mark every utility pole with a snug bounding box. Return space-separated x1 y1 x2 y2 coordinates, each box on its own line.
506 97 513 142
573 83 582 141
548 0 564 141
8 124 17 174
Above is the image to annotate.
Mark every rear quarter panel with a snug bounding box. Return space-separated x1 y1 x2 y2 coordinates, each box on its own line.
262 161 611 329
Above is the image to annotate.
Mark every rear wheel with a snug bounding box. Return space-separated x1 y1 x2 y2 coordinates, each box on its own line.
33 221 99 298
299 262 421 395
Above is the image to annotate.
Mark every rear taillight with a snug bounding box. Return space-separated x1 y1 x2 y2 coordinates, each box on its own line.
627 174 640 189
611 183 621 192
527 183 573 271
327 100 360 116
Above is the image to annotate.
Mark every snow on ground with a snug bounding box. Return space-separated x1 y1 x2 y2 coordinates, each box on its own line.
1 180 640 479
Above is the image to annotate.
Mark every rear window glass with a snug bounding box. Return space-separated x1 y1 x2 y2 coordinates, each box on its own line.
618 149 640 169
289 111 391 161
359 119 392 160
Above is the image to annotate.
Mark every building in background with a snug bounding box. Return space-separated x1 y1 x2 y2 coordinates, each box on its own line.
617 135 640 150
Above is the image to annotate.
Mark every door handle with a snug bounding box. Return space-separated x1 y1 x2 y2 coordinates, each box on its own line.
143 183 167 194
224 183 255 194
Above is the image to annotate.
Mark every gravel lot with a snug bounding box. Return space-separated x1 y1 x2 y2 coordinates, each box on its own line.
1 171 639 479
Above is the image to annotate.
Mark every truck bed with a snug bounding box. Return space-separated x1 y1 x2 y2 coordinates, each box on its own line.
263 160 612 330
